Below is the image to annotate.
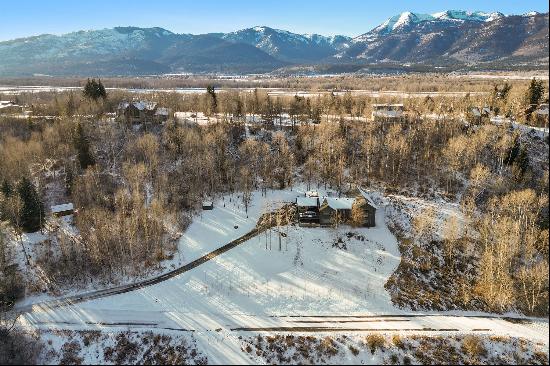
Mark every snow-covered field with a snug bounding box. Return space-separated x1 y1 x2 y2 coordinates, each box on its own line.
13 185 550 364
20 185 400 315
16 187 308 307
0 85 488 98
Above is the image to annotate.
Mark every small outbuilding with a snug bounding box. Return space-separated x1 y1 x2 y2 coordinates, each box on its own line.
468 106 491 124
372 104 406 122
51 203 74 217
0 101 24 114
154 107 171 123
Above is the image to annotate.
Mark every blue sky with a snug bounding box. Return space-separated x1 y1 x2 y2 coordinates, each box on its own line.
0 0 548 41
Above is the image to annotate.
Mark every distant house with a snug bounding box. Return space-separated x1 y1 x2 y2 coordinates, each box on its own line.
305 190 319 198
117 101 163 124
372 104 405 122
296 196 320 224
51 203 74 217
154 107 171 123
319 197 355 226
468 106 491 124
0 101 24 114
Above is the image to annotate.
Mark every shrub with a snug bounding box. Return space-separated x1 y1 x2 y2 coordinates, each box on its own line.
60 341 83 365
348 345 359 356
462 335 487 360
392 334 404 349
366 334 386 354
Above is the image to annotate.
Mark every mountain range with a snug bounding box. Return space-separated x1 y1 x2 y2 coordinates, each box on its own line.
0 10 547 76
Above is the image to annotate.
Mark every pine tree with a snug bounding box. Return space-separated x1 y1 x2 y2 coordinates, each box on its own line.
66 92 76 116
74 122 95 170
97 79 107 100
17 177 44 232
1 180 12 197
65 164 75 195
206 85 217 114
83 78 107 101
526 78 545 106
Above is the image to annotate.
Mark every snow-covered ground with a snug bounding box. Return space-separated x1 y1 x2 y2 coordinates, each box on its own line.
14 186 549 363
16 187 306 308
512 121 549 138
0 85 489 98
34 326 548 365
19 185 399 313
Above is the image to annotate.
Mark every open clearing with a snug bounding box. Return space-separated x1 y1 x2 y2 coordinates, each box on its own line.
15 186 549 363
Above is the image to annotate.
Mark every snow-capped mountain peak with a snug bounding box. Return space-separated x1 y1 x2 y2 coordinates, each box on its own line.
431 10 503 22
219 26 352 62
366 10 506 38
372 12 434 34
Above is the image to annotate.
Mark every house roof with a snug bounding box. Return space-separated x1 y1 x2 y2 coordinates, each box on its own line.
0 101 21 109
51 203 74 213
372 104 404 108
536 104 549 115
118 101 157 111
323 197 354 210
296 197 318 207
373 110 404 118
358 188 378 209
471 107 481 117
155 107 170 116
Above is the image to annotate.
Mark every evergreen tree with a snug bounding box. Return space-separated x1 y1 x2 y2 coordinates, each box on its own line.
83 78 107 101
74 122 95 170
17 177 44 232
206 85 217 114
97 79 107 99
526 78 545 106
492 82 512 101
83 78 94 99
1 180 12 197
65 164 75 195
66 92 76 116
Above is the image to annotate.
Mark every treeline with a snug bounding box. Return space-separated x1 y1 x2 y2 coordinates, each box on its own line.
1 74 547 93
8 77 547 129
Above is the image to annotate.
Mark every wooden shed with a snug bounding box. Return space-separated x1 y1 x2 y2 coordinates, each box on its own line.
51 203 74 217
